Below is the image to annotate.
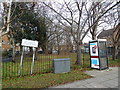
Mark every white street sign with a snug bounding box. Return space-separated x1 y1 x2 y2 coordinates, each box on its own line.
21 39 38 48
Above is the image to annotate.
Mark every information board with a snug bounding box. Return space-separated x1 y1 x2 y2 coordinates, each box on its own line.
90 42 98 56
91 58 99 69
89 39 108 70
21 39 38 48
18 39 38 75
90 42 99 69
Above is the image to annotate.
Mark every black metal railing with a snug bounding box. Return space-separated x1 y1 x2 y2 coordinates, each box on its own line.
2 49 77 79
2 47 92 79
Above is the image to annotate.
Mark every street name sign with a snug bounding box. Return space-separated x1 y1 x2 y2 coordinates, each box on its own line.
21 39 38 48
18 39 38 75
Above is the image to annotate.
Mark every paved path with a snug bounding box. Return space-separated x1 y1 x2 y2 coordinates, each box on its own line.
50 67 119 88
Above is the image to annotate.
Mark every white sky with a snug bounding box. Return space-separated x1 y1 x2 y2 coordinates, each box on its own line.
0 0 118 43
47 0 117 43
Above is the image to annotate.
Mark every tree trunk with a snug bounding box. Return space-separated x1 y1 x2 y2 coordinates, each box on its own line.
45 40 48 55
115 47 117 59
92 33 96 40
113 44 119 60
75 42 82 65
45 49 48 55
12 41 16 63
112 45 116 60
50 47 53 54
112 42 119 60
57 44 60 55
91 24 97 40
112 46 115 60
57 36 60 55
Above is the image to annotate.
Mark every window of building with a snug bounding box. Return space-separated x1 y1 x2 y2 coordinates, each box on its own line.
2 40 5 44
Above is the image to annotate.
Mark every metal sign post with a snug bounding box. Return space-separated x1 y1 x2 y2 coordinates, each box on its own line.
30 47 36 74
18 39 38 76
18 47 24 76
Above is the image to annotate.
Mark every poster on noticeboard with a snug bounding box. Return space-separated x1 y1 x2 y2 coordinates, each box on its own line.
90 42 98 56
91 58 99 69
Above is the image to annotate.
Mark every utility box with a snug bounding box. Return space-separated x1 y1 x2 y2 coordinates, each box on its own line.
52 58 70 73
89 39 109 70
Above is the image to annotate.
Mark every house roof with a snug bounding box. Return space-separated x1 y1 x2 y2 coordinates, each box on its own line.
98 23 120 39
97 29 113 38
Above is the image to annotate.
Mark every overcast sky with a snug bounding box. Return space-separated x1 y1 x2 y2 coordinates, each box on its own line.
46 0 117 43
0 0 118 43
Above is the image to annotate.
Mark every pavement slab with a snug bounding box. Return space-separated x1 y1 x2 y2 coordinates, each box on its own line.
50 67 119 88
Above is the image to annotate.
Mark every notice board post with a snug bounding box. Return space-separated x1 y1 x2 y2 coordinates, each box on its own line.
18 39 38 75
89 39 108 70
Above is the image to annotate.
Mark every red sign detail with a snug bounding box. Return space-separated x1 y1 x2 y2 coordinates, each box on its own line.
94 45 97 49
90 56 99 58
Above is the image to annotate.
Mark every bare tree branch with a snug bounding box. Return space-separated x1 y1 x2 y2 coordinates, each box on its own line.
81 1 120 41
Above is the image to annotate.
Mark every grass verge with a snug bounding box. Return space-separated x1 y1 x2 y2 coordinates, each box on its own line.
108 58 120 67
2 68 92 88
2 53 120 88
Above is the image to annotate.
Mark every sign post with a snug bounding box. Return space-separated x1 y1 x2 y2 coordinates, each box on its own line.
89 39 108 70
30 47 35 74
18 39 38 75
18 47 24 76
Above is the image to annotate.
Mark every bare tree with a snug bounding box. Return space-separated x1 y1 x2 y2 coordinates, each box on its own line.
102 3 120 60
0 0 13 36
43 0 120 65
1 2 37 62
86 2 101 40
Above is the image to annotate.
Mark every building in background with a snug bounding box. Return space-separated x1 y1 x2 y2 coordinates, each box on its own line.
1 35 11 51
97 24 120 58
1 34 20 52
97 29 113 47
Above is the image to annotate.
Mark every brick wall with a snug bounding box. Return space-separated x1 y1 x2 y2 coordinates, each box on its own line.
2 35 11 51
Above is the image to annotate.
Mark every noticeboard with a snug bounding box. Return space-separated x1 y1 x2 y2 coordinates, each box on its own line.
18 39 38 75
89 39 108 70
21 39 38 48
90 42 98 56
90 42 99 69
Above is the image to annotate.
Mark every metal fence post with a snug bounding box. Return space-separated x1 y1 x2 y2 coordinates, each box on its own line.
18 47 24 76
30 47 35 74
